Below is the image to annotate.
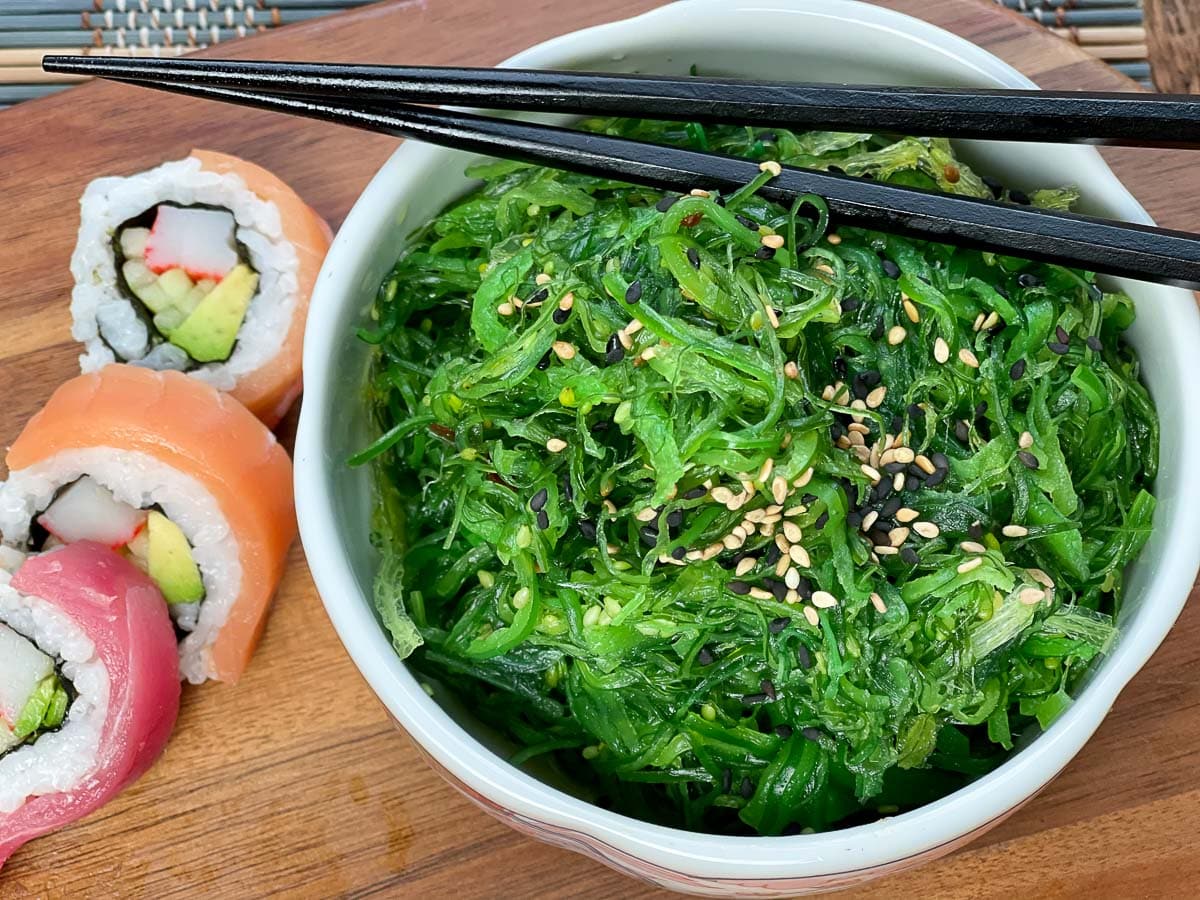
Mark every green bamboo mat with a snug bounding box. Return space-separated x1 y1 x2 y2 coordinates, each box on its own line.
0 0 1152 111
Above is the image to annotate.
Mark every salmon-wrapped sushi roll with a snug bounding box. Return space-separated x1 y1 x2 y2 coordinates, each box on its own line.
1 541 180 867
69 149 332 427
0 365 296 684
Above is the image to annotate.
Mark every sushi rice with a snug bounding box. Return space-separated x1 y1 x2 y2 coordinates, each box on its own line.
0 449 242 686
70 156 299 392
0 567 109 815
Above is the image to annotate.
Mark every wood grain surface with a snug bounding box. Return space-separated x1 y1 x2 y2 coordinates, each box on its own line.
1 1 1198 897
1145 0 1200 93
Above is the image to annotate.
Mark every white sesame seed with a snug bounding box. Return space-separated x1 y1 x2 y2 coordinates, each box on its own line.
866 385 887 409
617 329 633 350
635 507 657 522
640 345 658 361
821 384 835 402
583 605 600 626
772 476 788 505
958 348 980 368
497 302 515 316
761 233 785 249
1028 567 1055 589
789 544 810 567
915 454 936 475
552 340 577 361
732 525 748 540
913 521 940 539
702 543 723 561
893 471 905 492
686 549 704 561
848 431 865 448
746 508 766 524
860 464 882 483
827 233 842 245
625 319 644 336
606 543 619 555
893 447 915 464
711 486 734 504
775 533 790 553
887 325 907 346
903 298 920 324
785 567 801 590
690 188 711 197
848 422 870 435
558 292 575 311
735 557 756 576
815 263 834 276
759 160 782 177
782 520 803 543
933 337 950 364
764 305 780 329
784 361 800 380
896 507 920 523
957 557 984 574
749 587 774 601
784 505 806 517
961 541 987 554
793 467 814 488
775 553 790 578
972 312 985 332
512 297 525 309
875 545 899 556
812 591 838 609
535 272 552 285
981 311 1000 331
889 527 910 547
854 445 873 463
658 554 685 567
871 592 888 613
1018 587 1047 605
1019 431 1034 449
861 510 879 532
727 492 748 511
603 499 617 514
759 457 775 483
786 589 800 604
803 606 820 626
723 533 744 550
546 438 568 453
1003 524 1029 538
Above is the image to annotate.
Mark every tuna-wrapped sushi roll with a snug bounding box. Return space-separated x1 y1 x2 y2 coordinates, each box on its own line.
0 365 296 684
0 541 180 868
70 149 332 427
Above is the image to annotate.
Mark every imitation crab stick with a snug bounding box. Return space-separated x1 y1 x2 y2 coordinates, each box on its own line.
0 365 296 684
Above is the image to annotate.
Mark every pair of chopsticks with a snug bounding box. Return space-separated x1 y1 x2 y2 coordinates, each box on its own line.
42 56 1200 289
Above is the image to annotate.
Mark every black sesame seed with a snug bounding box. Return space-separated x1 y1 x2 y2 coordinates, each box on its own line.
797 644 813 669
833 356 848 379
883 461 906 475
561 475 573 503
740 776 755 799
670 545 686 561
728 580 751 596
869 527 891 546
904 474 920 492
774 723 794 738
890 414 905 434
552 307 570 325
714 194 726 207
536 351 552 371
687 247 701 270
529 288 549 304
1009 189 1030 205
721 767 733 792
982 175 1004 199
830 422 847 442
760 679 777 701
955 420 971 443
666 509 684 529
975 401 988 418
697 646 715 666
862 370 882 387
1009 358 1027 380
770 581 789 602
624 280 643 304
802 493 817 505
881 258 901 279
846 510 863 528
529 488 549 512
842 296 861 311
906 403 924 420
683 486 707 500
907 463 926 480
814 511 829 530
536 509 550 531
1018 450 1040 470
852 374 869 400
578 520 597 540
901 546 919 565
736 214 758 230
1018 272 1043 289
1086 335 1103 352
796 576 813 600
801 727 823 742
639 526 659 547
871 319 885 341
769 616 791 634
742 692 770 706
969 522 984 541
605 334 625 365
754 245 776 260
1056 325 1070 344
1047 341 1069 355
881 495 902 518
656 194 680 212
872 480 892 503
931 452 949 471
924 468 947 487
765 544 782 565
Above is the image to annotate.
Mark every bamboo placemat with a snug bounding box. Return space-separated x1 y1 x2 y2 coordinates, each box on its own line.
0 0 1155 111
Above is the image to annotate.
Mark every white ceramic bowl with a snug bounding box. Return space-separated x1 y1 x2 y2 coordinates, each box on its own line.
295 1 1200 894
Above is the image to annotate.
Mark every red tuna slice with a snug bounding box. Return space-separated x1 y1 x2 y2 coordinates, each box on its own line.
0 541 180 868
143 205 239 281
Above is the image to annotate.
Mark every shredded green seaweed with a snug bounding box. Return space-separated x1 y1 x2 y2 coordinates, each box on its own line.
356 120 1157 835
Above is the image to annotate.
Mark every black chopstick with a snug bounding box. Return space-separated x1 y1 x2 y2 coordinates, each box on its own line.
41 55 1200 148
69 73 1200 290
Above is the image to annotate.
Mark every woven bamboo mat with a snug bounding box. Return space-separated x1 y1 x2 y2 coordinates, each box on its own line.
0 0 1153 109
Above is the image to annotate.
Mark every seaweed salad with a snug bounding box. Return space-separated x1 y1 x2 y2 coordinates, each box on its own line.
355 120 1158 836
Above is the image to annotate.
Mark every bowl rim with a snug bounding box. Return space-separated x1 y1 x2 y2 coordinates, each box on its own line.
296 0 1200 880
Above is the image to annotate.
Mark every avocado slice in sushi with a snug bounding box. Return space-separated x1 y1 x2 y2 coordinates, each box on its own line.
145 510 205 605
167 263 257 363
0 623 67 754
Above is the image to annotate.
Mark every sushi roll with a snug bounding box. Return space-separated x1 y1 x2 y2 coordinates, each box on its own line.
70 149 332 427
0 365 296 684
1 541 180 867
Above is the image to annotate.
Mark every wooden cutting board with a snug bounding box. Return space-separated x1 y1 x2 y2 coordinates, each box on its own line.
1 1 1197 897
